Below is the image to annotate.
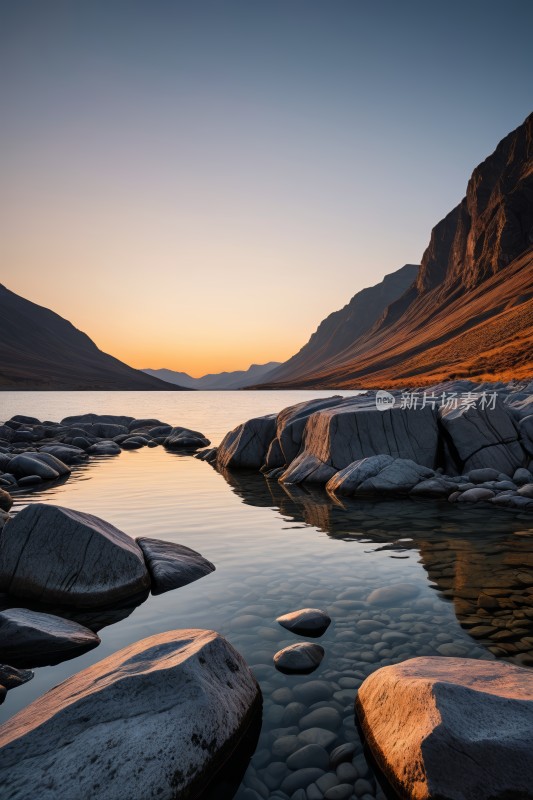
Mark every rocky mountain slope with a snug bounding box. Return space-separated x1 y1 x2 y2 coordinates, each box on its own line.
0 285 185 390
260 112 533 388
263 265 418 385
144 362 281 390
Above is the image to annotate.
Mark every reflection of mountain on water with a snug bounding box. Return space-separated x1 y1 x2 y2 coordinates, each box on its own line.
217 467 533 666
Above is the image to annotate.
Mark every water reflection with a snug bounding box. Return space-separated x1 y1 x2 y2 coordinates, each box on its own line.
218 466 533 665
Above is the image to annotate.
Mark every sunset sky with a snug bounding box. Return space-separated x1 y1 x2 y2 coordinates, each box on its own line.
2 1 532 377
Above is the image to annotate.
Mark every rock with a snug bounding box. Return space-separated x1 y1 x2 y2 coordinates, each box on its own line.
326 454 394 494
10 415 41 425
409 477 457 497
457 487 495 503
0 511 10 530
273 642 324 674
0 608 100 667
518 483 533 498
128 418 168 432
276 608 331 637
519 415 533 455
0 489 13 512
17 476 43 486
38 444 88 464
195 447 218 463
164 427 210 451
30 452 71 477
439 399 526 474
136 538 215 595
71 437 91 450
0 503 151 608
0 664 33 690
61 413 134 428
468 467 500 483
367 583 419 606
356 656 533 800
7 454 59 481
0 426 15 442
0 629 260 800
355 458 434 495
287 744 330 771
217 414 278 470
281 402 439 485
514 467 533 484
120 437 147 449
280 768 325 795
86 441 121 455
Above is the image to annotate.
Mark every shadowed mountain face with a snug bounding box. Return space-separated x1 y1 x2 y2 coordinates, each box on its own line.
0 284 185 391
143 362 281 390
260 112 533 388
260 265 418 385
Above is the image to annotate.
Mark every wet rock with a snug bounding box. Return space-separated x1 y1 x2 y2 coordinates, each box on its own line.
0 608 100 667
136 538 215 595
38 444 88 464
7 454 59 481
128 418 168 432
276 608 331 637
367 583 420 606
280 768 325 795
60 414 134 428
409 477 457 497
30 452 71 477
17 475 43 486
274 642 325 674
287 744 330 771
514 467 533 485
518 483 533 498
0 489 12 512
0 503 151 608
0 629 260 800
468 467 500 483
326 454 394 495
217 414 277 470
0 664 33 691
354 459 434 495
121 437 148 449
356 656 533 800
457 487 495 503
86 441 121 455
164 427 210 451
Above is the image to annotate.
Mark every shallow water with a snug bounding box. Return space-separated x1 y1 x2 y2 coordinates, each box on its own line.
1 391 532 800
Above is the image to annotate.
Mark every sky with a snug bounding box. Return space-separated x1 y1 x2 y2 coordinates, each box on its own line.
1 1 532 377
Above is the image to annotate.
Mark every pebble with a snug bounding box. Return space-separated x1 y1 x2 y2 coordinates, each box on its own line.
280 768 325 795
297 727 338 748
286 744 330 771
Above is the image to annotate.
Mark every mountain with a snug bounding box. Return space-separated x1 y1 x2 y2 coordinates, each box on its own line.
261 264 418 385
143 362 281 390
0 284 186 390
260 112 533 388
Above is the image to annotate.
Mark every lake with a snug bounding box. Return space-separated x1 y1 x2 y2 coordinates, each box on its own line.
1 391 532 800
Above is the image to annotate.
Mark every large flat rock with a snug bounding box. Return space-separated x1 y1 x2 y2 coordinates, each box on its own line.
0 504 150 608
356 656 533 800
0 629 261 800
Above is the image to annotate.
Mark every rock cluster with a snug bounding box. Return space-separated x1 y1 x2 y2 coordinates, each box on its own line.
0 413 210 496
0 629 261 800
213 381 533 512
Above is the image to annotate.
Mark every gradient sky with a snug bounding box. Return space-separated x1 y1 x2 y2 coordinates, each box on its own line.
1 1 532 376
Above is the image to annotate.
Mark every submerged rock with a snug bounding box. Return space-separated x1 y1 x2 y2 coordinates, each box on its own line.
136 538 215 595
356 656 533 800
276 608 331 637
7 454 60 481
0 629 261 800
0 504 151 608
0 608 100 667
273 642 325 674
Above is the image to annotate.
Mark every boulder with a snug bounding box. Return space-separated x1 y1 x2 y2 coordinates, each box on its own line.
0 608 100 667
29 452 71 477
326 454 394 495
0 489 12 512
281 402 438 485
457 487 495 503
7 455 60 481
217 414 277 470
280 452 338 485
128 418 168 432
121 437 147 449
75 423 128 438
0 426 15 442
164 427 210 451
60 414 134 427
355 656 533 800
38 444 88 464
9 415 41 425
0 629 261 800
439 399 526 474
276 608 331 637
136 538 215 595
86 441 121 456
0 504 151 608
273 642 325 674
353 458 434 495
513 467 533 484
0 664 33 690
519 415 533 456
409 477 458 498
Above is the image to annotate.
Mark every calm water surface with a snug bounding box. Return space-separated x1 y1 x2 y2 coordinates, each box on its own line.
1 392 532 800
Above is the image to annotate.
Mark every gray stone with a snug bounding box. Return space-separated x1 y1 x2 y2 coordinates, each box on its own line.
7 454 59 481
276 608 331 637
408 477 457 497
0 504 150 608
136 537 215 595
329 742 357 768
38 444 88 464
274 642 325 674
468 467 500 483
86 441 121 456
297 728 338 748
17 475 42 486
356 656 533 800
164 427 210 451
299 708 341 731
29 452 71 477
286 744 330 771
354 458 434 495
324 786 352 800
280 768 325 795
0 629 260 799
326 454 394 495
514 467 533 485
457 487 495 503
0 489 12 512
0 608 100 667
518 483 533 498
0 664 33 690
217 414 278 470
367 583 419 606
61 414 134 428
439 399 526 474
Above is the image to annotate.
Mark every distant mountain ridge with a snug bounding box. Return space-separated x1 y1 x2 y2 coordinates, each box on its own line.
0 284 185 391
144 362 281 390
259 112 533 388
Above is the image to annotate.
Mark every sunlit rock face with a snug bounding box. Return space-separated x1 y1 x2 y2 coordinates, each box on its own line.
356 657 533 800
0 629 261 800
